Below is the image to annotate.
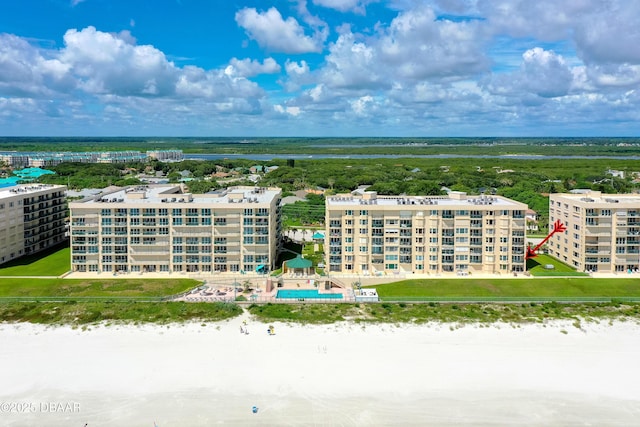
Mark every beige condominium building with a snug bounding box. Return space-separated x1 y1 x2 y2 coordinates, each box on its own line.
325 191 527 276
549 191 640 273
0 184 67 265
69 185 281 275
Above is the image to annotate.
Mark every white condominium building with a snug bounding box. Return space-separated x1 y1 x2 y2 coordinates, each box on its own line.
326 191 527 275
549 191 640 273
69 185 282 275
146 150 184 162
0 184 67 265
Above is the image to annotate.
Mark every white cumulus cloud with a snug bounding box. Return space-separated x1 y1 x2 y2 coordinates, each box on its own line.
235 7 324 54
312 0 379 14
61 26 177 96
226 57 281 78
0 33 74 97
483 47 573 98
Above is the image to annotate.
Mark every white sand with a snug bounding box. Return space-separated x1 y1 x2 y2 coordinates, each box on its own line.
1 316 640 426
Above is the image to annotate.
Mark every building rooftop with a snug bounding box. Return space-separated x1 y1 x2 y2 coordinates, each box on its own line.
553 191 640 204
327 191 524 208
0 184 65 199
79 185 280 205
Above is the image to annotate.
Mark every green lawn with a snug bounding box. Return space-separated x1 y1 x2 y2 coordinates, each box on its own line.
0 278 199 298
368 278 640 301
527 254 588 276
0 245 71 276
302 242 323 266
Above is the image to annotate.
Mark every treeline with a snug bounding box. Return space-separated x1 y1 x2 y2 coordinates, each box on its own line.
2 137 640 156
33 156 640 233
261 157 640 232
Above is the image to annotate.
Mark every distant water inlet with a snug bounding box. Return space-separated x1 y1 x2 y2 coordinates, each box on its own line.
276 289 343 300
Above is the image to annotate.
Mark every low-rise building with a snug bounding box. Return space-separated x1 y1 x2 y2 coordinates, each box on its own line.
146 150 184 162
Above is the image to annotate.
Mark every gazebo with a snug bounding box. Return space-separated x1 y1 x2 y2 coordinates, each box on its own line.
284 255 313 276
312 231 325 242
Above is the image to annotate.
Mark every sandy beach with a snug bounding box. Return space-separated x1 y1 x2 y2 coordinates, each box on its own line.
1 316 639 426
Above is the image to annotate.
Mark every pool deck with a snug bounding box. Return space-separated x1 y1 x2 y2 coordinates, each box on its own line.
174 278 353 303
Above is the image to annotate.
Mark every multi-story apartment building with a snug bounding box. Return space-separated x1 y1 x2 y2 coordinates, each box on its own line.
146 150 184 162
326 191 527 275
2 150 184 168
69 185 281 275
0 184 67 265
549 191 640 273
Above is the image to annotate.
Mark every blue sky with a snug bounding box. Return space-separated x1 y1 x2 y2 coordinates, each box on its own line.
1 0 639 137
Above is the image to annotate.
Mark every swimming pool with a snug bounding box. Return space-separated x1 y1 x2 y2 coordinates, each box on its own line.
276 289 343 300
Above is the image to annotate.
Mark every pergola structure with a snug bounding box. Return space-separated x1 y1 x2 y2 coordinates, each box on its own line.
284 255 313 275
